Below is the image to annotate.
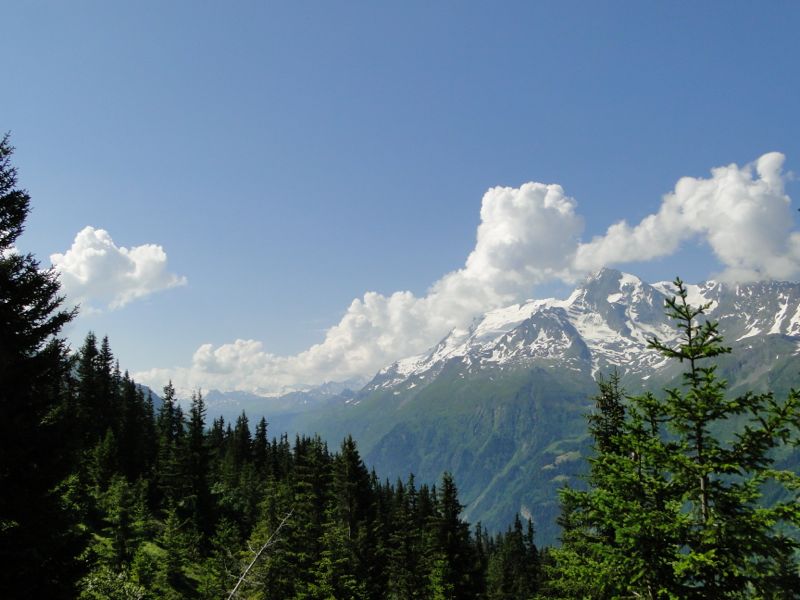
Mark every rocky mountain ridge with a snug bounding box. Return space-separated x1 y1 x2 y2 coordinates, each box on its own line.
366 268 800 396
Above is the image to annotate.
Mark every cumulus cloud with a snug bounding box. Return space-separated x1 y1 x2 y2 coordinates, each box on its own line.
574 152 799 282
136 153 800 394
51 226 186 311
136 183 584 394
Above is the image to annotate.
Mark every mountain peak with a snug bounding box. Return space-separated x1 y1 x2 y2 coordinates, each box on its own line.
570 268 647 309
585 266 624 281
581 267 643 290
365 269 800 395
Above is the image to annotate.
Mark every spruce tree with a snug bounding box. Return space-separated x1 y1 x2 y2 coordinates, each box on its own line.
649 278 800 596
427 473 480 600
486 515 539 599
76 332 101 443
156 381 187 507
253 416 270 478
553 277 800 598
327 435 377 598
185 389 213 544
0 134 82 597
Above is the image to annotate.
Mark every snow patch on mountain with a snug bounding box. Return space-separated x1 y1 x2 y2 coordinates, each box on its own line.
367 269 800 394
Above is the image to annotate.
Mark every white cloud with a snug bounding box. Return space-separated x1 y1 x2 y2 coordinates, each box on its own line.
574 152 799 282
136 153 799 394
51 226 186 311
136 182 584 394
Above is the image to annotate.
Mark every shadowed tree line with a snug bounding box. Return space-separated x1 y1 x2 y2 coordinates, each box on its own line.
13 329 542 599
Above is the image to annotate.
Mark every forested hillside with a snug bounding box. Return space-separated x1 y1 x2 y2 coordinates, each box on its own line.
13 330 543 599
0 136 539 598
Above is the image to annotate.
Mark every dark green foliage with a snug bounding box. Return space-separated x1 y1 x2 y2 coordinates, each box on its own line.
385 476 430 599
0 134 83 598
156 381 188 507
486 516 539 599
427 472 484 599
586 370 624 455
551 278 800 598
185 390 213 544
42 327 532 600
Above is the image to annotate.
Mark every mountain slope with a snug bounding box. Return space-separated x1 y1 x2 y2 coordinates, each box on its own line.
241 269 800 543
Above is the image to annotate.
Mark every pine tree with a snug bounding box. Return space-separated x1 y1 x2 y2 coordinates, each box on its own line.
0 134 83 597
91 475 150 569
156 382 187 507
185 390 213 545
586 370 625 455
309 514 366 599
331 435 382 597
89 428 120 490
118 371 148 480
648 278 800 596
199 517 242 599
253 416 270 478
141 390 158 478
553 277 800 598
97 336 118 438
486 515 539 599
224 411 252 482
426 473 480 600
552 369 680 598
152 506 192 599
76 332 101 443
386 475 428 600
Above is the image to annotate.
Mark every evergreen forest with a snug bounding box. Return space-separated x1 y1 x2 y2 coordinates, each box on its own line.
2 133 800 599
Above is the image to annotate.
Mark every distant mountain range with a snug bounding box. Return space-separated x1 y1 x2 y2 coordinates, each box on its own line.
194 378 365 426
195 269 800 544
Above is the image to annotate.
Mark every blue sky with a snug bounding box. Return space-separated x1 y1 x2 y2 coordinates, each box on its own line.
4 2 800 393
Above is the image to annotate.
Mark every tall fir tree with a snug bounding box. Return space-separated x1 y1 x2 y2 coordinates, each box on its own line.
0 134 82 598
156 381 188 508
648 278 800 596
486 515 539 599
427 472 481 600
76 332 101 443
552 278 800 599
185 390 213 544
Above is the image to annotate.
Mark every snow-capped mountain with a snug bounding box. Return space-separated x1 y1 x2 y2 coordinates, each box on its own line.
366 268 800 394
235 269 800 545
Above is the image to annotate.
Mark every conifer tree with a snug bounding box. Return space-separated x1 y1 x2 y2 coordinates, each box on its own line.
153 506 192 599
309 514 366 599
386 475 428 599
185 390 213 544
553 277 800 598
141 390 158 477
76 332 101 443
156 381 187 507
253 416 270 477
89 428 120 490
649 278 800 596
97 335 118 437
324 435 378 597
118 371 148 479
427 473 480 600
486 515 539 599
0 134 82 597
